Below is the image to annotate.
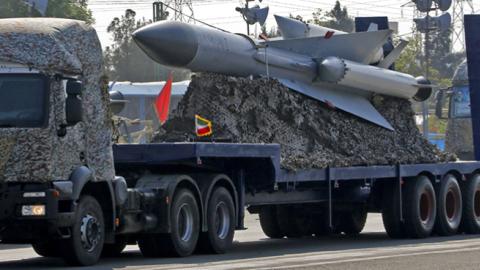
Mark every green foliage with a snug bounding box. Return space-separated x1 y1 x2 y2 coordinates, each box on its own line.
104 9 189 82
261 23 279 38
0 0 94 24
309 1 354 32
395 33 460 89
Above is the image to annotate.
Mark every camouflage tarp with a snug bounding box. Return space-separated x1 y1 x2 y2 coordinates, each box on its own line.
0 18 114 183
155 73 455 169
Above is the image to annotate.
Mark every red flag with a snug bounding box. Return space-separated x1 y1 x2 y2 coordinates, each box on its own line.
155 74 173 125
324 31 335 39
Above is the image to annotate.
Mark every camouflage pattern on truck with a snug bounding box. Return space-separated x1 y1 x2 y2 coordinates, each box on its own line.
0 18 114 183
445 60 474 160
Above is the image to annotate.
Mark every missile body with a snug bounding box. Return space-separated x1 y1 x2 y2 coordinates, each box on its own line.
133 21 431 130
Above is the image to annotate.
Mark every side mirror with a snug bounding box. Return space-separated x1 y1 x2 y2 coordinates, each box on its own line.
435 88 449 119
66 80 83 125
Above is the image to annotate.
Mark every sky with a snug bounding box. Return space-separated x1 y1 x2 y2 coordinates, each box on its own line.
88 0 480 49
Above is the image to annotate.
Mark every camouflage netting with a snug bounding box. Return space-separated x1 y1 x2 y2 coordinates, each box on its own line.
0 18 114 182
154 73 456 170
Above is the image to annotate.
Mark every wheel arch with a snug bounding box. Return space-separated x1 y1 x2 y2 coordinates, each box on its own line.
417 171 435 184
80 180 116 242
443 170 463 184
68 166 116 242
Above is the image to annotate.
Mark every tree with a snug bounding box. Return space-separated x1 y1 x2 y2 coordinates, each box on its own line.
104 9 189 82
310 1 354 32
428 29 464 79
261 24 279 38
0 0 94 24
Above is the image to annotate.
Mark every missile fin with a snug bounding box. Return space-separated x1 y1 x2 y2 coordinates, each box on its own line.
266 29 391 64
277 79 394 130
377 39 409 68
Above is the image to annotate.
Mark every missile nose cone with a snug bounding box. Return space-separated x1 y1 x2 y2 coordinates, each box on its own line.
132 21 198 67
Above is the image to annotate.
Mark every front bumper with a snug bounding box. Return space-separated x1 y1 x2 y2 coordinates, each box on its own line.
0 182 74 243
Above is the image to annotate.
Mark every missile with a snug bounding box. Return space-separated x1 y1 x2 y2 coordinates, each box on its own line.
132 21 432 130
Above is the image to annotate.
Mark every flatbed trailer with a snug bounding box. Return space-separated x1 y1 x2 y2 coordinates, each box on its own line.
112 142 480 244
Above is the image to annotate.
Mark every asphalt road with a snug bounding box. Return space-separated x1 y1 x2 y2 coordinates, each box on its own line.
1 213 480 269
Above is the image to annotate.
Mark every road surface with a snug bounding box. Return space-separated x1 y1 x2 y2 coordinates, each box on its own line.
1 213 480 269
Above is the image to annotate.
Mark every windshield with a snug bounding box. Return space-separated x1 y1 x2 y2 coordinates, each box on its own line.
451 85 471 118
0 74 48 128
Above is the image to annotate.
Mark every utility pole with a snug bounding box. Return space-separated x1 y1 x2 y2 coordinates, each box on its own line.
413 0 452 137
153 2 168 22
236 0 268 36
451 0 475 51
423 13 430 137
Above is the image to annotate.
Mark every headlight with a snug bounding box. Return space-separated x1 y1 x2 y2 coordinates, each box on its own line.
21 205 46 216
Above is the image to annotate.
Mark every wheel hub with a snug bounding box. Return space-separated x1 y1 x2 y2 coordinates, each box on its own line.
215 201 230 240
178 203 193 242
420 191 433 224
80 214 101 252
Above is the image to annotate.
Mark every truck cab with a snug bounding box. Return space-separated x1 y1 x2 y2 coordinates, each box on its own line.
0 18 119 266
435 60 474 160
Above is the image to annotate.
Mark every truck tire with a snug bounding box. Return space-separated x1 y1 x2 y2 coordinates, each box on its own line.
460 174 480 234
336 206 368 236
198 187 235 254
434 174 462 236
139 189 200 257
276 205 302 238
259 206 284 239
61 195 105 266
32 241 61 257
404 176 437 238
381 184 406 239
102 237 128 257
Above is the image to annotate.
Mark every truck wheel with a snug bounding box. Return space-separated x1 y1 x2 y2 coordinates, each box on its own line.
434 175 462 236
32 241 61 257
198 187 235 254
404 176 437 238
382 184 406 239
276 205 302 238
62 195 105 266
460 174 480 234
102 237 128 257
139 189 200 257
259 206 284 239
337 206 368 235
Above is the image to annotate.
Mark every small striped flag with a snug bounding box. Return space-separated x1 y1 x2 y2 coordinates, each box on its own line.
195 115 213 137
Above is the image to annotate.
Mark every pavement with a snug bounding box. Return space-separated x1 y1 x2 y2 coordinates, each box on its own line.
1 213 480 269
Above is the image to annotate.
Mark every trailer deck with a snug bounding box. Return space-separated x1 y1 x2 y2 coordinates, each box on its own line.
113 142 480 183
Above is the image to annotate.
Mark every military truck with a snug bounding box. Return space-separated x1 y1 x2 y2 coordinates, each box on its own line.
2 18 480 267
436 60 474 160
